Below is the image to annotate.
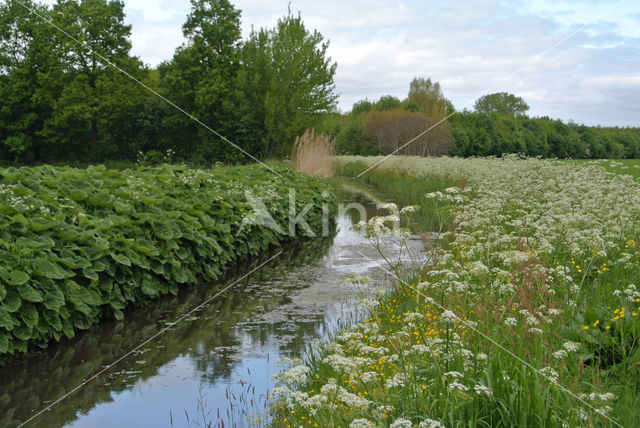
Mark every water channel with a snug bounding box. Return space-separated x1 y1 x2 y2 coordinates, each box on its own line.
0 180 427 428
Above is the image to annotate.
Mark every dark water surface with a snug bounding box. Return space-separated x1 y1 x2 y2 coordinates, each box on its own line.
0 182 426 428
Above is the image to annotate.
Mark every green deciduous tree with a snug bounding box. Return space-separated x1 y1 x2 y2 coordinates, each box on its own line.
159 0 255 163
241 9 338 157
0 0 51 162
38 0 148 160
408 77 448 117
474 92 529 116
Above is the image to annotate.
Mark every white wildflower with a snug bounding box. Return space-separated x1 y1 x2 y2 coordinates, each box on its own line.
440 310 458 324
390 418 413 428
418 419 446 428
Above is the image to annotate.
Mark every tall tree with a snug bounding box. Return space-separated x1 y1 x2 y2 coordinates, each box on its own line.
407 77 448 116
159 0 252 162
363 109 452 156
474 92 529 116
0 0 51 162
39 0 147 160
241 9 338 157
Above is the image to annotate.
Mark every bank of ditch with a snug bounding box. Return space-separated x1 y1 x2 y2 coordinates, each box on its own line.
0 163 336 360
269 155 640 427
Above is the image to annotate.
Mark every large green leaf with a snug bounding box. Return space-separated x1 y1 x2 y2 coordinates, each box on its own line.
0 308 14 331
64 281 92 315
0 331 8 353
0 270 30 286
152 222 174 240
18 283 44 303
20 304 38 329
32 259 74 279
2 290 22 313
43 285 65 311
110 253 131 266
13 324 32 341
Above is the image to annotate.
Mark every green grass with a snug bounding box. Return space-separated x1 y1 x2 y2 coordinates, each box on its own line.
334 160 458 233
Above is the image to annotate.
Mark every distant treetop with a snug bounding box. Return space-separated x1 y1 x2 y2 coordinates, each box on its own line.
474 92 530 116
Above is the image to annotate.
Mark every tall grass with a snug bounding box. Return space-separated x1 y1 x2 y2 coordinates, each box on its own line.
292 129 335 178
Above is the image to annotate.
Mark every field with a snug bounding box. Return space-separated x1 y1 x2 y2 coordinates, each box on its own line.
0 164 336 359
270 155 640 427
571 159 640 180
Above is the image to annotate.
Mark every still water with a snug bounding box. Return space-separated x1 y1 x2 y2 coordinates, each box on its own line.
0 183 426 428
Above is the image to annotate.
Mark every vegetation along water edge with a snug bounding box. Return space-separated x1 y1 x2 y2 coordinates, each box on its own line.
269 155 640 427
0 163 337 361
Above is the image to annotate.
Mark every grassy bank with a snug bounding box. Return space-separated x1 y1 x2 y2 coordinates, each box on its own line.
334 159 458 232
270 155 640 427
0 164 336 359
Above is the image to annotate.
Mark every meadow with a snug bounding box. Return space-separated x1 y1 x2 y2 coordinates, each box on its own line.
0 163 335 359
270 155 640 427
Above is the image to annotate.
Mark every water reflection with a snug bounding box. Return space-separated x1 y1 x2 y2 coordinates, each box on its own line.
0 183 426 428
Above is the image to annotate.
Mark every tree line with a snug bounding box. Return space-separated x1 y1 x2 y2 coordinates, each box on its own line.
0 0 337 164
1 0 638 165
327 85 640 160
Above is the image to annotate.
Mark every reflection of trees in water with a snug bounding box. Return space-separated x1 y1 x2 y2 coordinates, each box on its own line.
0 228 336 428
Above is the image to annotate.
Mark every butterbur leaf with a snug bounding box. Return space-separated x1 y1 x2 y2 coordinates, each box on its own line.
65 281 92 314
0 308 14 330
13 324 32 341
43 285 65 311
113 309 124 321
110 253 131 267
33 259 74 279
74 317 92 330
29 217 53 232
18 283 44 303
0 332 8 353
152 222 174 240
4 270 30 286
20 304 39 329
43 310 62 332
62 320 75 339
82 269 99 281
3 291 21 313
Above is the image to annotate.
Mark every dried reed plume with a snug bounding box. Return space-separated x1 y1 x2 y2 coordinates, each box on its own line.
292 129 335 178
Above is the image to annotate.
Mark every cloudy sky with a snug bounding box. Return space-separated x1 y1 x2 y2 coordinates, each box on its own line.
42 0 639 126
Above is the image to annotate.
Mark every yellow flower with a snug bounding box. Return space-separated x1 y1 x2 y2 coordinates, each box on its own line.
593 320 600 327
582 326 589 330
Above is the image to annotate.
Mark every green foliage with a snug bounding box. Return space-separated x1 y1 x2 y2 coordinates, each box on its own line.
240 9 338 157
408 77 448 116
474 92 530 116
449 112 640 159
0 0 52 162
0 164 336 357
158 0 255 163
336 119 370 155
38 0 148 161
374 95 402 111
